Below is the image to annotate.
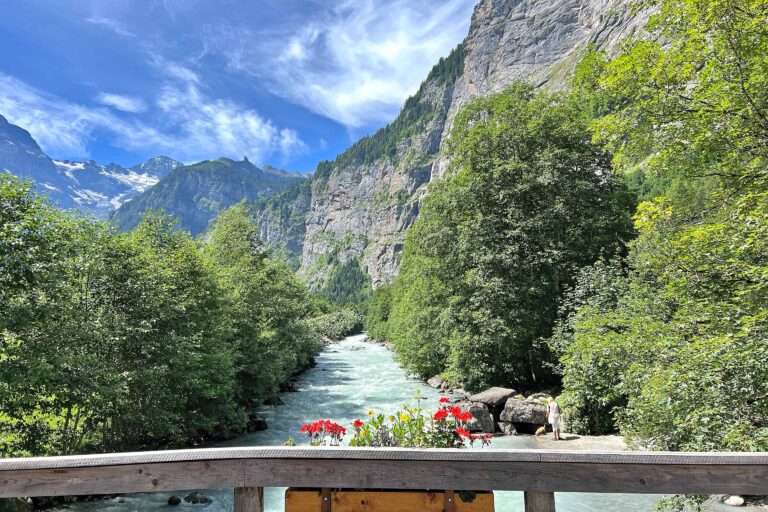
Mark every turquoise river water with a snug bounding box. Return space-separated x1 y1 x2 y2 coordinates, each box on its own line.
59 335 665 512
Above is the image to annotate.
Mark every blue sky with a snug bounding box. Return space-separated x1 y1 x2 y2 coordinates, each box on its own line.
0 0 476 172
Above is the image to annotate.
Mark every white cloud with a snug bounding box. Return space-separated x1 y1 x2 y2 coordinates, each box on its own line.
85 16 136 38
0 73 305 163
154 82 307 161
96 93 148 113
202 0 476 127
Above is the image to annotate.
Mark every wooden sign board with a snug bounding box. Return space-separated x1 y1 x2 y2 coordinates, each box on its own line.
285 489 494 512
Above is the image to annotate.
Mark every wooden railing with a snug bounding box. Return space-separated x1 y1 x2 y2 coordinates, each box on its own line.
1 447 767 511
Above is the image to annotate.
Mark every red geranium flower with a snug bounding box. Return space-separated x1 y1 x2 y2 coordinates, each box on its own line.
433 409 448 421
460 411 473 422
439 397 450 403
353 419 364 429
449 406 462 419
455 428 471 438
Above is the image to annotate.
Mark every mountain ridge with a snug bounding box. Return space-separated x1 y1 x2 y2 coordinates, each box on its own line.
0 114 181 217
251 0 649 291
110 157 304 235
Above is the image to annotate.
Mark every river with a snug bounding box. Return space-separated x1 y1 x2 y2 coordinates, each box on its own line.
60 335 664 512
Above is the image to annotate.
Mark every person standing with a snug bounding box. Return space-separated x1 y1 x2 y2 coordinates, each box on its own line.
547 397 563 440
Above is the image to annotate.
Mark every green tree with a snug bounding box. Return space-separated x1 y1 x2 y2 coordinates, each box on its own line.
553 0 768 484
387 85 634 391
205 203 321 404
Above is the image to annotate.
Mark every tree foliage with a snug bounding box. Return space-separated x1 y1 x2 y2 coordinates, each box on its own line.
551 0 768 472
385 84 634 391
0 178 322 456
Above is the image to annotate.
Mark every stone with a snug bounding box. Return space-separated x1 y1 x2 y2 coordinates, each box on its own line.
724 495 745 507
263 396 284 406
468 387 517 408
500 398 548 426
457 401 495 433
497 421 517 436
246 416 268 432
526 393 552 403
184 492 212 505
167 496 182 506
427 375 446 389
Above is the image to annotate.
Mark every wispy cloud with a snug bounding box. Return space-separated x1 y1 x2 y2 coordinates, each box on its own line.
85 16 136 38
0 72 305 163
96 93 148 113
202 0 476 127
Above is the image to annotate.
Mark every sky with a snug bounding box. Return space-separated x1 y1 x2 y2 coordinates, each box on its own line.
0 0 477 172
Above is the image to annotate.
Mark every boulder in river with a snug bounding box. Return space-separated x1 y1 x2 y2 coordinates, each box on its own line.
167 496 182 506
263 396 284 406
184 492 212 505
500 398 547 434
723 495 746 507
427 375 449 389
457 401 495 433
246 415 268 432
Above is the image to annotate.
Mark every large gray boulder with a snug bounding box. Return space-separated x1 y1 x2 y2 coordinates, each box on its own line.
457 401 495 433
427 375 450 389
497 421 517 436
500 398 547 426
468 387 516 408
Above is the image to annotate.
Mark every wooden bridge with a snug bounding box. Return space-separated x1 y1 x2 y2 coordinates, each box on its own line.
1 447 767 511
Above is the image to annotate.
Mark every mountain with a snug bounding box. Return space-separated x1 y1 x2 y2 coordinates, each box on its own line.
251 0 648 292
0 115 180 217
111 157 304 235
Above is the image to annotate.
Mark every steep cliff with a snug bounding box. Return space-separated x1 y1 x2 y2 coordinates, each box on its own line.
253 0 648 291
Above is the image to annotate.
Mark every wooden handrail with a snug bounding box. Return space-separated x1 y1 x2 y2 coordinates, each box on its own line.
1 447 767 511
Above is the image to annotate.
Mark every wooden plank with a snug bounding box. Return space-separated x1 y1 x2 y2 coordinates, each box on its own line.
0 460 244 498
285 489 494 511
244 459 768 495
3 447 768 471
234 487 264 512
1 448 768 498
524 491 555 512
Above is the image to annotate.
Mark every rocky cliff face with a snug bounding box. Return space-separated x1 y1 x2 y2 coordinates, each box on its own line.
254 0 648 289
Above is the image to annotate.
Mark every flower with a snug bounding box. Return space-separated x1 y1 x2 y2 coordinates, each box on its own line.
449 406 462 419
455 428 471 438
439 397 450 403
367 409 374 416
433 409 448 421
399 413 410 421
353 419 364 429
460 411 473 422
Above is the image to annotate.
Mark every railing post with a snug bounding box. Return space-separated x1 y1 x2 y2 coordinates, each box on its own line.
234 487 264 512
524 491 556 512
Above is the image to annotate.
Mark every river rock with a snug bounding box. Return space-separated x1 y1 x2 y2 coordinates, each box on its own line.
500 398 547 433
457 401 495 433
526 393 552 403
263 396 284 406
427 375 448 389
497 421 517 436
724 495 745 507
184 492 212 505
167 496 182 506
246 415 268 432
468 387 517 408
